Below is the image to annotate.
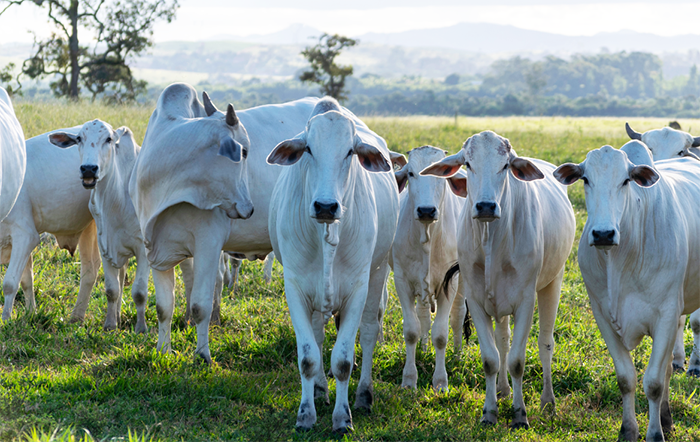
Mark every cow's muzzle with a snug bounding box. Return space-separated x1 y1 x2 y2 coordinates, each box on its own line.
80 164 99 189
473 201 500 222
416 206 438 223
591 229 618 249
313 200 340 223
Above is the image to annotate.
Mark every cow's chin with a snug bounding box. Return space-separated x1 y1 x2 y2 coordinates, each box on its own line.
312 216 338 225
593 244 615 251
82 177 97 189
473 215 499 223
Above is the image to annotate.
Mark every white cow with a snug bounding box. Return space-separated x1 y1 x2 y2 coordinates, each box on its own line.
554 145 700 442
391 145 468 392
1 126 100 322
268 97 399 433
130 83 317 363
0 87 26 224
422 130 575 429
48 121 229 332
626 122 700 377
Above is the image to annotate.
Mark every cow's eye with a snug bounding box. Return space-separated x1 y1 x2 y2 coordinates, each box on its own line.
106 137 112 144
346 149 353 158
502 164 508 171
408 172 414 177
465 162 471 170
582 177 589 185
305 146 312 156
622 179 630 186
242 148 248 159
678 151 684 156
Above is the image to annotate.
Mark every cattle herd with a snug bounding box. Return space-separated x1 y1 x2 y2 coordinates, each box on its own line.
1 83 700 440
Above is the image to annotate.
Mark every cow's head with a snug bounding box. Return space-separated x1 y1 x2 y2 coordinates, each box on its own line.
394 146 466 224
267 97 390 223
200 91 253 219
420 130 543 222
49 119 124 189
625 122 700 161
554 145 659 249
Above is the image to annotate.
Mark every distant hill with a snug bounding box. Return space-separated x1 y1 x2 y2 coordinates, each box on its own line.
357 22 700 54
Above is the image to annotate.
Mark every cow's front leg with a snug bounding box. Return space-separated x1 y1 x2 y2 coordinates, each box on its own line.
469 296 501 426
449 283 467 357
311 310 329 404
131 249 151 333
102 260 123 331
153 267 175 354
673 315 686 372
537 268 563 410
687 310 700 377
495 315 511 399
507 294 536 430
432 286 453 392
2 231 39 321
190 245 224 364
394 270 420 389
645 316 678 441
285 285 320 431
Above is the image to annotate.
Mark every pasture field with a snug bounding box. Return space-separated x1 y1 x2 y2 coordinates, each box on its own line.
1 102 700 441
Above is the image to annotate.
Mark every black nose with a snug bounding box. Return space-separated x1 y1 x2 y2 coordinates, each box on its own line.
416 206 437 221
592 229 616 246
313 201 339 220
80 164 98 178
475 201 497 213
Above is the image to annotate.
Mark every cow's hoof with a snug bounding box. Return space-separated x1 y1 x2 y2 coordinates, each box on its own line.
294 425 312 433
68 316 84 324
354 388 373 412
687 368 700 378
134 323 148 334
314 385 329 405
510 421 530 431
618 422 639 441
540 399 556 413
433 383 449 394
103 323 117 332
672 362 685 373
481 408 498 426
196 351 212 365
332 424 353 435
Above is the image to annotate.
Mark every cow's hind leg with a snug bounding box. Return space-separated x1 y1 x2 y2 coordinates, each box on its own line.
354 262 390 414
101 260 123 331
470 298 501 426
673 315 686 372
432 280 457 392
19 255 35 313
153 267 175 354
644 316 677 442
312 310 329 404
495 315 511 399
537 267 563 411
71 222 100 322
394 269 420 389
687 310 700 377
449 282 467 357
190 241 225 363
179 258 194 326
2 231 39 320
131 249 150 333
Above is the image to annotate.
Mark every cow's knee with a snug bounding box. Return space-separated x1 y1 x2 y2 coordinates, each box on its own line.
132 291 146 307
645 379 664 402
3 279 18 297
333 357 353 383
508 358 524 379
434 333 447 351
691 318 700 335
105 288 119 303
190 303 210 325
617 374 635 396
483 355 499 377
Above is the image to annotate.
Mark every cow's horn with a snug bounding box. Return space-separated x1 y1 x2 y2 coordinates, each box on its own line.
226 104 238 126
202 91 218 117
693 136 700 148
625 122 642 140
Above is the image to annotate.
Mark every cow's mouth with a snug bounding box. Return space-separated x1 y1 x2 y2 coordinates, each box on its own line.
82 177 97 188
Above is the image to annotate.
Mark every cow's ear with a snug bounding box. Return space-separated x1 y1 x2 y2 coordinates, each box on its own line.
420 152 464 178
219 138 242 163
681 147 700 161
354 139 391 172
389 151 407 169
49 132 80 148
395 166 408 193
267 135 307 166
510 157 544 181
629 165 659 187
447 169 467 197
553 163 583 185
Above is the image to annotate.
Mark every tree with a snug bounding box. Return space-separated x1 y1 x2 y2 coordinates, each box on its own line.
0 0 178 102
299 33 357 102
0 63 21 96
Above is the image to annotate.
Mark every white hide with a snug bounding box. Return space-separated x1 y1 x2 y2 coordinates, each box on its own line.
422 130 575 430
0 87 26 223
623 129 700 378
554 145 700 441
1 125 100 322
268 97 399 433
391 146 467 392
129 83 317 363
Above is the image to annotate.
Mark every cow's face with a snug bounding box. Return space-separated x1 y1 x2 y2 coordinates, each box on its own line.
626 123 700 161
268 110 390 224
395 146 466 224
420 131 543 223
49 119 119 189
554 145 659 249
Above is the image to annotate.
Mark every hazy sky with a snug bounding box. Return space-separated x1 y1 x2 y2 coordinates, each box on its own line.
0 1 696 44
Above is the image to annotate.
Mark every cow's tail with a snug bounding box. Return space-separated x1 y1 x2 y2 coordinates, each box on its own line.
441 262 473 343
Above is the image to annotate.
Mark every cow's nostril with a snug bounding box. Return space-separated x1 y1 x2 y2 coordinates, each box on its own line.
314 201 339 219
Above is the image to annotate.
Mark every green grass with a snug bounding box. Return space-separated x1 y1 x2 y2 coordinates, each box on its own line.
1 104 699 441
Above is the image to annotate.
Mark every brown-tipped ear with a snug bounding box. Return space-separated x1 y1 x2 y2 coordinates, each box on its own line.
629 165 659 187
420 152 464 178
510 157 544 181
49 132 80 148
447 171 467 197
389 151 407 169
355 141 391 173
553 163 583 185
202 91 218 116
267 136 307 166
394 166 408 193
